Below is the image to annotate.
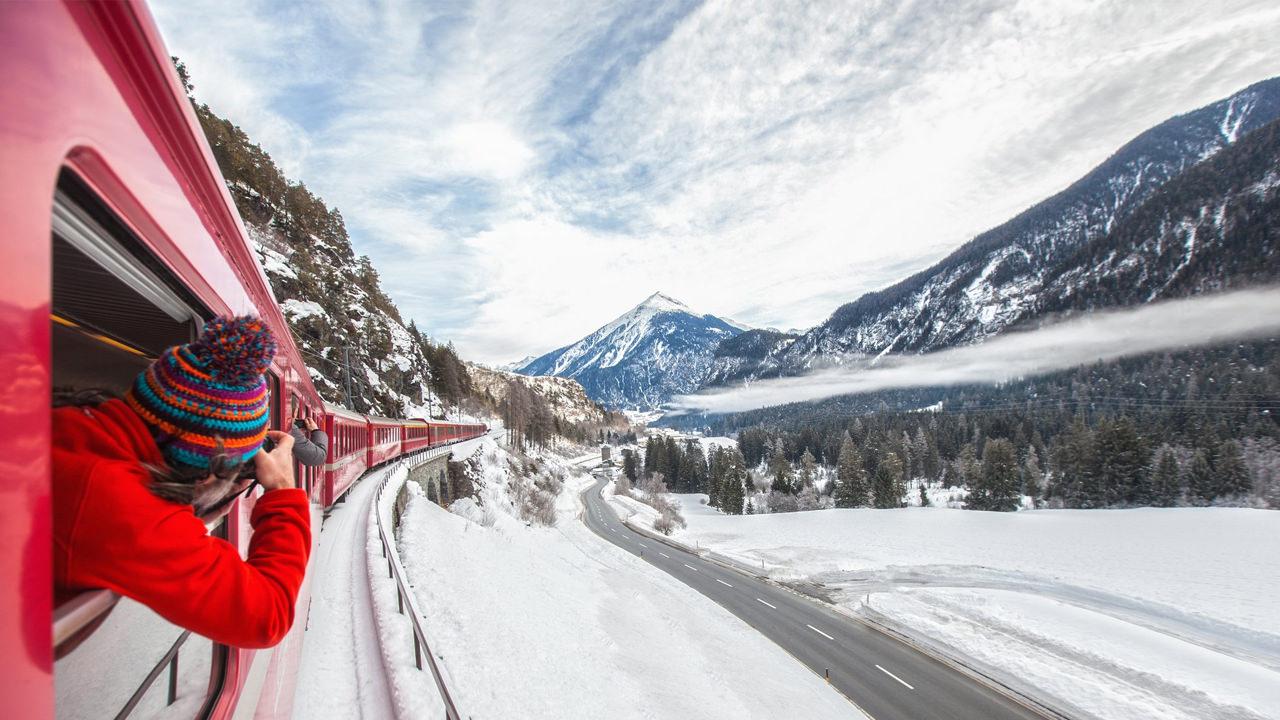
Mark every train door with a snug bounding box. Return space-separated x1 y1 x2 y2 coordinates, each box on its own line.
49 175 228 720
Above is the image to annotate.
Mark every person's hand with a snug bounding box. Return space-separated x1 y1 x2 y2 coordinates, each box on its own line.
303 416 319 432
254 430 296 491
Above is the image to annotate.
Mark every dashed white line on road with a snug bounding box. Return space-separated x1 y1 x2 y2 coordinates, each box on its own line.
756 598 777 609
715 578 733 588
683 564 698 572
638 543 647 549
659 552 670 558
806 624 834 640
875 664 915 690
609 528 615 533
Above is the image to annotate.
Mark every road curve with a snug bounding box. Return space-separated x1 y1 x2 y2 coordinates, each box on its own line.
582 477 1049 720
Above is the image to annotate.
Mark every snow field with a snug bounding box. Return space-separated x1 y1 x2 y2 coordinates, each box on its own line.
395 438 861 719
663 496 1280 720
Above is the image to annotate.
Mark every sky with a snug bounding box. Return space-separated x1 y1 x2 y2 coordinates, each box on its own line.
150 0 1280 366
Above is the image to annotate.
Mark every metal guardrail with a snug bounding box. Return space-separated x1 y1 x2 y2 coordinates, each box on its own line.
373 442 470 720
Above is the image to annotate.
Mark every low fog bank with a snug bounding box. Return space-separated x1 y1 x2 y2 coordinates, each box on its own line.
671 286 1280 414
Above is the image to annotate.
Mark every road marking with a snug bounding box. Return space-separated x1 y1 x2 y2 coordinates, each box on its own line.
683 563 698 572
715 578 733 588
875 664 915 690
609 528 615 533
806 624 834 640
638 543 647 549
756 598 777 609
659 552 670 558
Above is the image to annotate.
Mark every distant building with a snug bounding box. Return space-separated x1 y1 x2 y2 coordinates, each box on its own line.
601 445 612 464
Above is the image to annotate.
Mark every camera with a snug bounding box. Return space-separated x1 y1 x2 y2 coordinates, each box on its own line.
294 418 307 430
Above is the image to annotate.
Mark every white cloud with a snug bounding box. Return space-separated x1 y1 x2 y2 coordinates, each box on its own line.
150 0 1280 365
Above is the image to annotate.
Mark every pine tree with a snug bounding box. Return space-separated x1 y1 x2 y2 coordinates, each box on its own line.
918 481 931 507
1096 417 1148 506
798 448 818 490
873 452 904 508
622 449 638 482
769 440 794 494
720 449 748 515
1150 446 1181 507
745 499 755 515
956 444 980 489
1188 449 1216 505
707 447 724 507
1023 446 1043 509
1214 440 1252 498
834 432 870 508
969 438 1020 511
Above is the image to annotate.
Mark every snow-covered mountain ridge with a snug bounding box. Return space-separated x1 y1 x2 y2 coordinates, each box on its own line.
467 363 613 426
517 292 742 410
714 77 1280 383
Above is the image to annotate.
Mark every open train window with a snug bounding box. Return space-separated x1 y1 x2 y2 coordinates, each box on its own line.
51 174 205 392
51 172 226 720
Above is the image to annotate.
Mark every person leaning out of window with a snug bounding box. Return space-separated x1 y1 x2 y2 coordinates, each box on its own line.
51 316 310 649
289 414 327 467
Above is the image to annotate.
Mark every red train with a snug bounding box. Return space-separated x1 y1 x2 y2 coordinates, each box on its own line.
0 1 484 718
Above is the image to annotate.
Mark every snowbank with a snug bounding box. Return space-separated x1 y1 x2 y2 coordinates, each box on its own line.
667 497 1280 720
395 438 859 719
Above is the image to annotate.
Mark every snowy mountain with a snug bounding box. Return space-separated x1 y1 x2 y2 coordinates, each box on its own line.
713 77 1280 383
704 329 799 387
517 292 743 410
497 355 538 372
467 364 616 426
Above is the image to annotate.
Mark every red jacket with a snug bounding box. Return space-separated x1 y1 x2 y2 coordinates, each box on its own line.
52 399 311 649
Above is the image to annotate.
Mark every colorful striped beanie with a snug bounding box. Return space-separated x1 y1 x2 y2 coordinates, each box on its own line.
126 315 276 471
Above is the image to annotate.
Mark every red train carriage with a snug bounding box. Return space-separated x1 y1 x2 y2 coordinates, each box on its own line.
0 1 332 717
401 419 433 454
322 403 371 508
367 415 405 468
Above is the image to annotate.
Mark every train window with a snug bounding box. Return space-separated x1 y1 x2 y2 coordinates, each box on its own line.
51 176 204 393
50 174 224 718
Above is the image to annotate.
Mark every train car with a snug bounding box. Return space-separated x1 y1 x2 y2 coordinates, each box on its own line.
430 421 489 446
0 2 332 717
366 414 405 468
401 418 433 454
322 403 371 508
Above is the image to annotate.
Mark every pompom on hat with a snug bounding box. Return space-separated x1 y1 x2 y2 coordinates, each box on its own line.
126 315 276 471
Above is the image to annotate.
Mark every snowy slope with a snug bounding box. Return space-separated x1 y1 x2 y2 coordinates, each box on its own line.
666 499 1280 720
394 438 859 719
518 293 742 410
713 77 1280 383
467 363 614 426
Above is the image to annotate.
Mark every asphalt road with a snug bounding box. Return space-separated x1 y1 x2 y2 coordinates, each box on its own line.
581 476 1049 720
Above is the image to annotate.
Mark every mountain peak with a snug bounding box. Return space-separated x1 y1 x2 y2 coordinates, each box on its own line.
517 291 744 409
638 292 690 313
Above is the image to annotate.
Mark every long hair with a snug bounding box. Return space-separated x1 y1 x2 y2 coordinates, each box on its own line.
54 388 247 511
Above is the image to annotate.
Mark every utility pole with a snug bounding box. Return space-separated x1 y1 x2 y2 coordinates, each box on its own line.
342 346 355 411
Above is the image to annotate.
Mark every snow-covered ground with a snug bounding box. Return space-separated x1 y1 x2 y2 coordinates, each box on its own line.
658 496 1280 720
293 466 397 720
395 438 859 719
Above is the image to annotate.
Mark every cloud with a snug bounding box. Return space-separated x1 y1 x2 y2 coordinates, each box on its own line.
670 286 1280 414
149 0 1280 364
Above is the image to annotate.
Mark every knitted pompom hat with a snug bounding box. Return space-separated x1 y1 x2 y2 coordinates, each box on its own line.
125 315 276 471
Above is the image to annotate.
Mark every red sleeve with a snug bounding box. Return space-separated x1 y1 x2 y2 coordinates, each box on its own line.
68 470 312 649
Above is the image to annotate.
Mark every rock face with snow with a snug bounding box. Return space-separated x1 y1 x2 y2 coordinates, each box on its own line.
467 364 613 426
517 293 742 410
704 329 799 386
716 77 1280 382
